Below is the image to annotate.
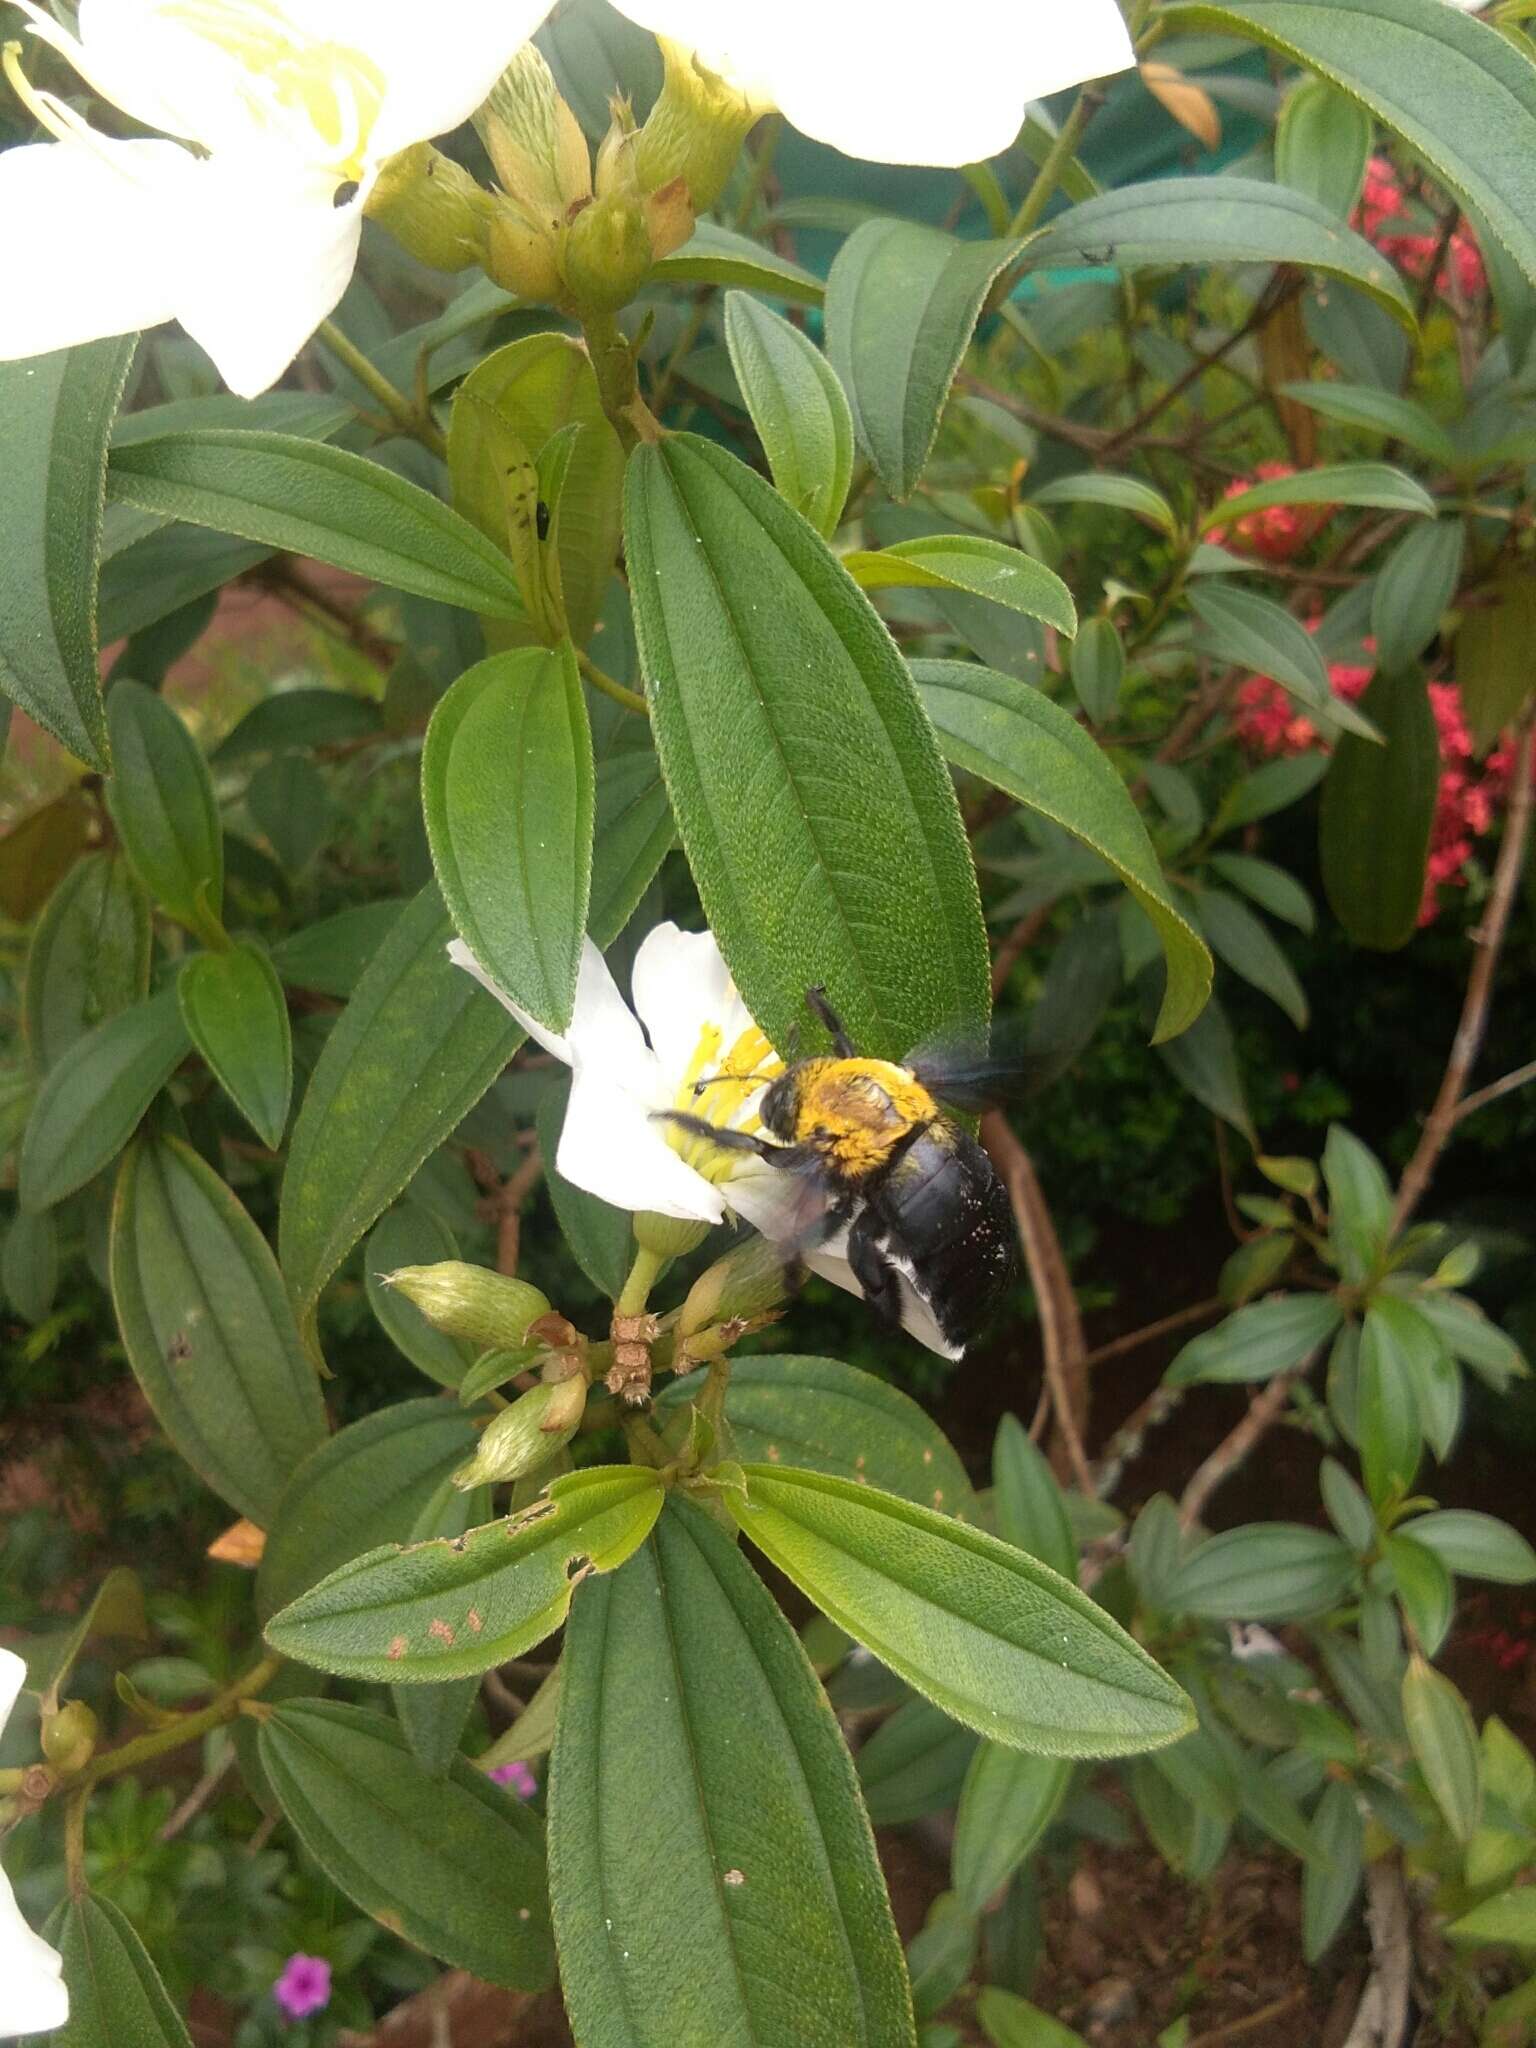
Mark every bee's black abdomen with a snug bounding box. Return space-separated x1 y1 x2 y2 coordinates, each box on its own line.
869 1126 1017 1353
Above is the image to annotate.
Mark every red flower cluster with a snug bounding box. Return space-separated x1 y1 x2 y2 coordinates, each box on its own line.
1355 154 1486 303
1208 462 1329 563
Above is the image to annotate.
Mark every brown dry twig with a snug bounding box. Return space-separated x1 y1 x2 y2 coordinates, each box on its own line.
466 1143 545 1277
1178 1366 1304 1532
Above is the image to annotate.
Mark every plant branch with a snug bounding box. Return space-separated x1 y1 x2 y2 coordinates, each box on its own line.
1101 272 1305 459
1178 1368 1303 1531
1081 1295 1226 1372
1392 716 1535 1230
317 320 446 458
577 647 649 717
1007 89 1100 242
990 901 1055 997
76 1652 284 1792
1454 1057 1536 1124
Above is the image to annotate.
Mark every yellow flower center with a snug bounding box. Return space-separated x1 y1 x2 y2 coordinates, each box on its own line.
665 1021 782 1184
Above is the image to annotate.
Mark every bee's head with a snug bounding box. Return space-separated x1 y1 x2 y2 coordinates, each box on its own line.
758 1068 801 1141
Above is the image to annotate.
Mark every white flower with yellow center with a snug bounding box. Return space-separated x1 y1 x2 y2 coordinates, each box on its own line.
450 922 958 1356
0 0 544 396
610 0 1136 167
0 1649 68 2036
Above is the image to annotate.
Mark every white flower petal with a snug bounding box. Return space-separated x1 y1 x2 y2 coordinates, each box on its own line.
23 0 216 145
449 938 576 1064
0 139 184 363
168 152 364 397
630 922 761 1086
804 1228 962 1359
0 1648 24 1734
341 0 558 159
0 1863 68 2037
558 1065 726 1222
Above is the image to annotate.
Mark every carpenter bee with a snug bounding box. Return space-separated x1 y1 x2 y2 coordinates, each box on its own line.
662 988 1019 1359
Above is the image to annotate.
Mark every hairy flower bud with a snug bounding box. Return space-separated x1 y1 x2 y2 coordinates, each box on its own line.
562 188 654 312
452 1377 587 1489
679 1235 789 1341
366 143 494 273
484 206 565 302
384 1263 551 1352
40 1701 98 1777
476 44 591 230
632 36 764 218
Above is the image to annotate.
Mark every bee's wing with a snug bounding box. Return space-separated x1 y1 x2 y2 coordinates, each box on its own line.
905 1016 1049 1111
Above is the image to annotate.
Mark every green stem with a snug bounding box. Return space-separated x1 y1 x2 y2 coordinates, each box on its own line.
64 1790 87 1900
317 320 447 459
581 308 663 451
616 1243 667 1316
1006 89 1098 242
77 1652 284 1791
577 648 648 717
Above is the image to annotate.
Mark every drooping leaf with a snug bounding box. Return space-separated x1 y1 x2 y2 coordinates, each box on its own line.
106 679 223 939
45 1891 194 2048
1153 990 1253 1138
843 537 1076 635
19 988 191 1212
952 1746 1071 1916
1195 887 1309 1029
549 1499 916 2048
177 939 292 1149
1319 666 1438 949
1199 462 1434 531
1187 583 1375 738
624 434 988 1058
23 853 151 1074
724 292 854 540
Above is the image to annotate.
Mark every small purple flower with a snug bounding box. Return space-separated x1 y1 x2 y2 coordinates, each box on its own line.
273 1954 332 2021
490 1759 538 1798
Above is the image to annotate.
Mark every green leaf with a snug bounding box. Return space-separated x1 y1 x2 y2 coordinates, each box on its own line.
256 1399 478 1622
107 431 526 617
1320 1456 1376 1552
278 887 524 1337
1153 991 1253 1138
650 221 824 305
110 1135 327 1524
1194 887 1309 1029
364 1205 473 1390
2 1206 56 1323
106 679 223 937
0 338 136 771
843 537 1076 636
422 645 592 1035
247 752 332 875
912 659 1210 1040
625 435 988 1058
1371 519 1464 674
1384 1532 1453 1655
23 1566 149 1711
24 853 150 1074
19 988 191 1213
269 900 406 1000
1407 1510 1536 1584
1448 1887 1536 1950
1216 750 1328 829
1303 1779 1364 1960
1413 1289 1528 1391
1403 1655 1482 1842
1069 617 1126 726
825 221 1022 499
1028 471 1178 536
992 1413 1077 1583
535 1078 633 1300
907 1893 976 2024
1164 1525 1355 1621
857 1697 978 1826
265 1465 664 1681
549 1499 915 2048
588 741 674 945
212 686 381 762
953 1746 1071 1916
1206 853 1314 933
1166 1292 1341 1386
1275 78 1373 220
1319 666 1438 950
659 1355 976 1517
1456 571 1536 748
727 1465 1193 1755
1200 462 1434 532
258 1700 553 1988
177 940 292 1149
978 1988 1091 2048
1278 381 1455 467
1162 0 1536 289
1187 583 1375 738
724 293 854 540
47 1891 193 2047
1322 1126 1394 1282
1021 178 1413 325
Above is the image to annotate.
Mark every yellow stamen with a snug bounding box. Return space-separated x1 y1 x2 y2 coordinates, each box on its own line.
663 1018 781 1184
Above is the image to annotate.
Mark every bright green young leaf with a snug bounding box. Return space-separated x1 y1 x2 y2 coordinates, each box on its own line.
422 645 593 1035
0 338 136 771
1200 462 1434 533
1021 178 1413 325
978 1987 1090 2048
727 1465 1193 1755
1303 1779 1364 1960
992 1413 1077 1584
1456 570 1536 748
625 435 988 1059
265 1466 664 1681
278 887 524 1336
1195 887 1309 1029
364 1205 473 1390
23 852 150 1074
825 221 1022 499
44 1891 194 2048
1206 853 1314 933
857 1697 978 1827
1278 381 1455 467
1448 1887 1536 1950
1163 1524 1355 1621
1384 1533 1453 1655
108 431 527 617
1320 667 1438 950
1403 1655 1482 1842
256 1399 477 1621
1163 0 1536 289
843 537 1076 636
1407 1510 1536 1584
111 1135 327 1524
550 1499 915 2048
650 220 824 304
1069 617 1126 726
912 659 1210 1040
953 1745 1071 1917
659 1355 976 1518
18 987 191 1212
1028 471 1178 536
177 939 292 1149
724 292 854 539
1166 1291 1340 1386
106 679 223 938
1275 78 1373 220
258 1700 553 1988
1371 519 1464 674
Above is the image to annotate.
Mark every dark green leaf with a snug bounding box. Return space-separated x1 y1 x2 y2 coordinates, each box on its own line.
1384 1533 1453 1655
1206 853 1314 932
19 988 191 1212
977 1988 1089 2048
23 853 150 1074
3 1207 58 1324
992 1413 1077 1583
1070 617 1126 726
1278 380 1455 466
1195 888 1308 1029
1322 1126 1394 1282
1166 1292 1340 1386
1216 751 1328 829
1165 1524 1355 1621
106 680 223 938
1371 519 1464 674
588 742 674 946
110 1135 327 1523
1275 78 1373 219
1408 1509 1536 1584
724 293 854 539
1319 1456 1376 1552
269 900 406 999
1413 1289 1528 1391
650 222 824 305
1303 1779 1364 1959
1188 583 1375 738
46 1891 192 2047
549 1499 915 2048
177 939 292 1149
953 1746 1071 1916
1201 462 1434 531
1320 666 1437 949
212 686 381 762
1153 991 1252 1138
1456 571 1536 748
857 1697 978 1826
246 752 333 874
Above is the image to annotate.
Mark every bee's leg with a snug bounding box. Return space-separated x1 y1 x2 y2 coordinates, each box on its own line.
651 1110 774 1159
804 985 857 1057
845 1208 903 1330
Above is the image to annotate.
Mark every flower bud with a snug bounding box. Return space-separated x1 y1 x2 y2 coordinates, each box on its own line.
485 205 565 302
40 1701 98 1777
679 1235 789 1341
632 37 765 219
384 1263 552 1352
452 1377 587 1489
366 143 494 273
562 189 654 312
645 176 695 261
476 44 591 229
632 1212 711 1260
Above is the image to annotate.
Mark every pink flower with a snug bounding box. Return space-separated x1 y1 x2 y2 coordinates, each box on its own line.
490 1759 538 1797
1232 627 1374 758
1358 155 1406 238
1353 155 1485 302
273 1955 331 2022
1208 462 1329 564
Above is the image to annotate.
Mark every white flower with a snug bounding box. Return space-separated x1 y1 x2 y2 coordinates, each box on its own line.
450 923 957 1355
0 1649 68 2037
0 0 546 397
609 0 1136 167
